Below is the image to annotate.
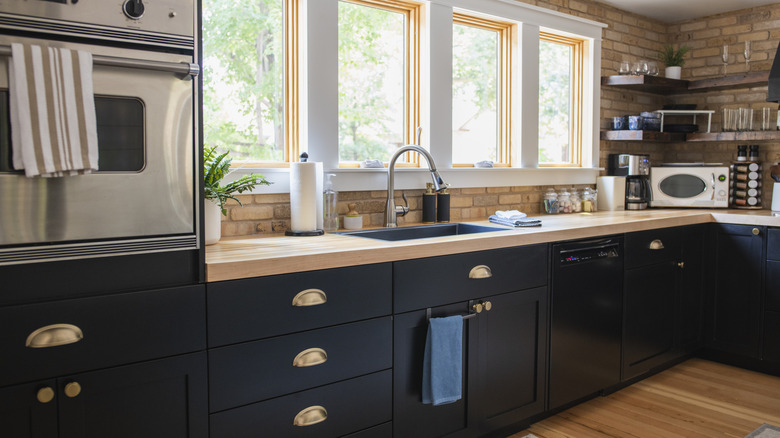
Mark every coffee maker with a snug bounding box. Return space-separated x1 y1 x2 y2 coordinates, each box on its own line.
608 154 651 210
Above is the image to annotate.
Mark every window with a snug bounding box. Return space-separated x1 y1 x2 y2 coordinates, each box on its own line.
451 14 512 167
538 31 584 167
337 0 420 166
202 0 298 165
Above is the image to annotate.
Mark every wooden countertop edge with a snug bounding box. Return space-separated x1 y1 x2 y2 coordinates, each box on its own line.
205 209 780 282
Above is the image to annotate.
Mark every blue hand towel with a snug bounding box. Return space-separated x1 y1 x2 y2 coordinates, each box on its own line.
422 315 463 406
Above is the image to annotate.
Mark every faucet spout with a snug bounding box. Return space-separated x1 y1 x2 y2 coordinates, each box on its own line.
385 144 447 227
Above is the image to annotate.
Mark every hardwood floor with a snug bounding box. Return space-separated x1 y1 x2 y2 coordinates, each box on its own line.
510 358 780 438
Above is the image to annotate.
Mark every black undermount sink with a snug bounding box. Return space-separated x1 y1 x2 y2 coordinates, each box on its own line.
337 223 503 241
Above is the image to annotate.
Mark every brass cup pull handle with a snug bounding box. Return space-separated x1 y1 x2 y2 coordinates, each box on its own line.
26 324 83 348
37 387 55 404
292 289 327 307
649 239 665 250
293 348 328 367
64 382 81 398
468 265 493 279
293 405 328 427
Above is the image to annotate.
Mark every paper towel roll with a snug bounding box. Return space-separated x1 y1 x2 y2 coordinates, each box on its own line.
290 162 323 232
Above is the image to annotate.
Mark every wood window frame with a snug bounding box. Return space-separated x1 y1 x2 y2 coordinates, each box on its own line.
337 0 422 169
538 31 584 168
451 13 513 168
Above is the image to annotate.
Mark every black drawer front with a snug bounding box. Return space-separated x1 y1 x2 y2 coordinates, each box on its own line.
209 370 392 438
394 245 547 313
342 422 392 438
0 285 205 387
769 228 780 261
624 227 682 269
209 317 392 412
208 263 391 347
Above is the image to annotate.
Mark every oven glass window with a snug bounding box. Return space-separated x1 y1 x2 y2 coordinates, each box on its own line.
0 92 145 172
659 174 706 198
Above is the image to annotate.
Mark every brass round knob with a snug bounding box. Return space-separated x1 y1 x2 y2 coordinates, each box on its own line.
752 228 760 236
37 387 55 404
64 382 81 398
484 301 493 311
473 303 483 313
677 261 685 269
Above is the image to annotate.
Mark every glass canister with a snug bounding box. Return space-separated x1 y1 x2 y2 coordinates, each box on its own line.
569 189 582 213
543 188 559 214
558 190 572 213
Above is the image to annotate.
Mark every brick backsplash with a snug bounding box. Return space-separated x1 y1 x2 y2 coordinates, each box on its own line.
219 0 780 237
219 185 593 237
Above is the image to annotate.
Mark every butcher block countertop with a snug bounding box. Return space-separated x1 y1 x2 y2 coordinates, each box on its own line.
205 209 780 282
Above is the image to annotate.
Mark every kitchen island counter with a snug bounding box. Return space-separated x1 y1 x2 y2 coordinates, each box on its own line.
205 209 780 282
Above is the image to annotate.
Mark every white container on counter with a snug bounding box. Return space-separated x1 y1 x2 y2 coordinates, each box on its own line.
772 182 780 212
597 176 626 211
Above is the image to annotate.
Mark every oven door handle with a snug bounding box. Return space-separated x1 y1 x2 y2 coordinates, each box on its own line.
0 45 199 80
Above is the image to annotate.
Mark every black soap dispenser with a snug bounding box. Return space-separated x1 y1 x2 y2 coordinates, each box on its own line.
436 188 450 223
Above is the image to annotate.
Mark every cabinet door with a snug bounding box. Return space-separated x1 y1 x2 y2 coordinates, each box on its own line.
0 380 58 438
623 262 677 380
474 287 547 433
58 352 207 438
393 302 477 438
707 224 764 358
679 224 706 352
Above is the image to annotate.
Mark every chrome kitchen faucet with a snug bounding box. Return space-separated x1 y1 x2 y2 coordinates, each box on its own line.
384 128 447 227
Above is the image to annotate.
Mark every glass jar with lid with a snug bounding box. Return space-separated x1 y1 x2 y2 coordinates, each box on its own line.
558 190 572 213
543 188 559 214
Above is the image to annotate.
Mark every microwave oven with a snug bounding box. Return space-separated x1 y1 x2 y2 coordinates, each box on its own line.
650 165 730 208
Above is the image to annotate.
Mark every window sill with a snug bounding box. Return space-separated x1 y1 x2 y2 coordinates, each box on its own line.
223 166 602 194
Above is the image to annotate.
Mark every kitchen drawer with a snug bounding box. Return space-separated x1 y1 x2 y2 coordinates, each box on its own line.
624 227 682 269
767 261 780 312
209 370 392 438
208 263 391 347
209 317 392 412
0 285 205 387
769 228 780 261
394 244 547 313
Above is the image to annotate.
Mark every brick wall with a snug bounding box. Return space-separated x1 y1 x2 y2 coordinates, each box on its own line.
218 1 780 238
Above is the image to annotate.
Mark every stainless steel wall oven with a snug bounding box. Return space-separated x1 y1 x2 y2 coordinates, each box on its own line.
0 0 200 268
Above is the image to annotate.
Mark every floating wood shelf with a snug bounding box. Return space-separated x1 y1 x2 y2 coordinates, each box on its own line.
601 72 769 94
685 131 780 142
600 130 686 142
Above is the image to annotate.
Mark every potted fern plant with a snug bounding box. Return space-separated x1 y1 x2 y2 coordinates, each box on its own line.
204 146 271 245
658 44 691 80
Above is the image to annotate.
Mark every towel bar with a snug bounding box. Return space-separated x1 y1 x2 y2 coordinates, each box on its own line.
425 307 477 321
0 45 199 79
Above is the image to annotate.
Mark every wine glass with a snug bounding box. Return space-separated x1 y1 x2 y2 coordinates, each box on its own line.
722 44 728 77
744 41 752 72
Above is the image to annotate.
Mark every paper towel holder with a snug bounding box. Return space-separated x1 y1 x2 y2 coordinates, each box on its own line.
286 152 325 236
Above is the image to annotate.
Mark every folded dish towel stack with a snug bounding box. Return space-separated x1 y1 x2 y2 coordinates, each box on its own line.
489 210 542 227
9 43 98 177
422 315 463 406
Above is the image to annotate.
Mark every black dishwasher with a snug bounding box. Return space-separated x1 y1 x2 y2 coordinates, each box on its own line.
549 237 623 410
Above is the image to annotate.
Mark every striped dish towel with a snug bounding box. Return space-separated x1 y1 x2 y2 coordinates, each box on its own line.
9 43 98 177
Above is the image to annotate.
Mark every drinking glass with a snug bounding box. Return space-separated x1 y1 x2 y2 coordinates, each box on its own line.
646 61 658 76
744 41 752 72
722 44 729 77
619 60 631 75
762 107 773 131
738 107 754 131
632 60 649 75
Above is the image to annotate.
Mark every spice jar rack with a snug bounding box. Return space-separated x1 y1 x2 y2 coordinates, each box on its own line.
729 160 763 209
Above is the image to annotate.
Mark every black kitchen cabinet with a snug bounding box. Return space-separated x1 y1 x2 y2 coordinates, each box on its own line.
764 228 780 362
707 224 765 358
393 288 547 438
0 353 207 438
473 287 547 434
679 224 706 352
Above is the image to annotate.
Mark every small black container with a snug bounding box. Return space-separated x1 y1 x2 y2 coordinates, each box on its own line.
436 189 450 223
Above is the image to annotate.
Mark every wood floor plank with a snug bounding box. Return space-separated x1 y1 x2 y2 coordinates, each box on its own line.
509 359 780 438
